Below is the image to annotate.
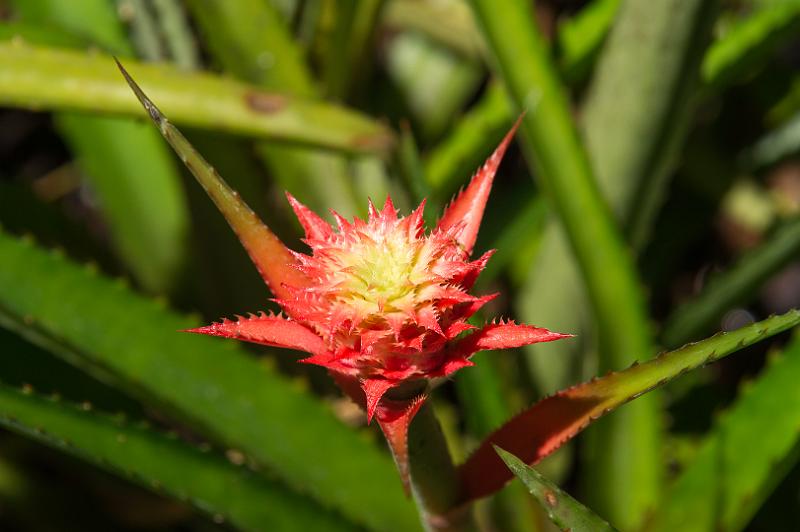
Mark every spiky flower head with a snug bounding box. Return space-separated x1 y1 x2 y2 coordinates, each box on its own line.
113 63 569 491
189 120 569 422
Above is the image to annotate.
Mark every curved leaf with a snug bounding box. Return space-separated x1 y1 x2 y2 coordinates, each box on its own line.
495 447 617 532
651 334 800 532
0 42 394 155
12 0 190 294
466 0 662 526
0 383 358 532
0 231 419 532
663 215 800 347
183 0 361 215
457 309 800 502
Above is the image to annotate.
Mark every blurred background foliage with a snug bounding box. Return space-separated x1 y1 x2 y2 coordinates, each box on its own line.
2 0 800 530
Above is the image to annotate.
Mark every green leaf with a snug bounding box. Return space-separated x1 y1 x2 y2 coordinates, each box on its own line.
151 0 201 70
702 1 800 88
663 215 800 347
396 124 440 227
424 83 511 202
457 309 800 503
319 0 386 99
494 446 617 532
651 334 800 531
55 115 190 294
382 0 485 60
11 0 190 294
0 231 419 532
557 0 621 84
183 0 362 215
742 111 800 172
0 42 394 156
466 0 662 527
581 0 716 248
0 383 358 532
385 32 483 142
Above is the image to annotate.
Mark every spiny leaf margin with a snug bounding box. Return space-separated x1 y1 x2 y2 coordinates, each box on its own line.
458 309 800 501
0 382 357 532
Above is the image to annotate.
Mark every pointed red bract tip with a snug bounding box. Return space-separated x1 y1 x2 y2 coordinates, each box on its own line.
286 192 333 241
184 313 329 356
376 394 427 495
452 321 572 360
362 378 397 423
436 114 524 254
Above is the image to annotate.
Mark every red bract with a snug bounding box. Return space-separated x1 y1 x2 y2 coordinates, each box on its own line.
183 117 569 488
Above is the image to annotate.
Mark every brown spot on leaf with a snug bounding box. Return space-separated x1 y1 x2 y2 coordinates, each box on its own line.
544 489 558 508
352 131 396 154
245 91 288 114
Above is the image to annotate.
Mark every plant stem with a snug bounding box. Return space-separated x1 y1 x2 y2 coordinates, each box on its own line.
386 381 475 532
408 402 475 532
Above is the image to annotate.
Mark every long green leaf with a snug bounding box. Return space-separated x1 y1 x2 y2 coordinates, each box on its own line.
386 32 483 142
0 42 394 156
651 334 800 531
0 384 358 532
457 309 800 503
703 1 800 88
320 0 386 99
581 0 715 248
663 215 800 347
743 111 800 171
11 0 190 294
424 82 510 202
557 0 621 84
382 0 485 60
466 1 662 527
577 0 715 523
495 447 617 532
0 231 419 532
184 0 362 215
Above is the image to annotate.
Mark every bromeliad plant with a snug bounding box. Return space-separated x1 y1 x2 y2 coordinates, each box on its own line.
117 59 571 501
109 59 800 532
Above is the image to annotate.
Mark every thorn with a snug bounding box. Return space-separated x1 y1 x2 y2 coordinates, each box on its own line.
115 57 165 127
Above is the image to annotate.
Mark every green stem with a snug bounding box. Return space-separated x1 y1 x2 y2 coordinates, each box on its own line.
385 381 475 532
408 402 476 532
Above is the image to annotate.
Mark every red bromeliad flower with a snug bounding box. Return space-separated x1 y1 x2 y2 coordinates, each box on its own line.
114 63 569 490
184 119 569 486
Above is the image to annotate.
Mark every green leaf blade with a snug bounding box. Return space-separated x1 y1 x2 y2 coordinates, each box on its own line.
0 383 358 532
495 446 617 532
652 333 800 532
0 231 419 532
458 310 800 503
0 42 394 155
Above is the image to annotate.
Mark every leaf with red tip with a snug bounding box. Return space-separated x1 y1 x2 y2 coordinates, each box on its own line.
286 193 333 241
453 321 571 359
186 314 328 356
361 378 397 423
116 60 308 299
377 395 427 495
436 115 523 254
457 309 800 502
